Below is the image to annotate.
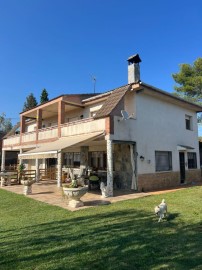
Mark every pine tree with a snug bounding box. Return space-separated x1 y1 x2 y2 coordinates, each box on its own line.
0 112 12 133
172 58 202 105
23 93 38 112
40 88 49 104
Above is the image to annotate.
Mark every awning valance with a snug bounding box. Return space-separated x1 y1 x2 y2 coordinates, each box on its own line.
19 132 104 159
177 145 195 151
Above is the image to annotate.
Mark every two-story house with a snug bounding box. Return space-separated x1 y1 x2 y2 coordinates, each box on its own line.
2 54 202 195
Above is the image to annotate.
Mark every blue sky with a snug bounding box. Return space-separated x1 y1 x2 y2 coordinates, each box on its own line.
0 0 202 124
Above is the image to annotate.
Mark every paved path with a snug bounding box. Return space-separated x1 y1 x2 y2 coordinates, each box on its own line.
0 180 199 211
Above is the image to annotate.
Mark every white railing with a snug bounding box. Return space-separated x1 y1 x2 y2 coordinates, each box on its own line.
61 118 106 136
3 118 106 148
38 126 58 140
3 135 20 147
21 132 36 143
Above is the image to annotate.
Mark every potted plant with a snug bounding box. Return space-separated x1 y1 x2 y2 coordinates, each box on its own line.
18 163 35 195
62 177 88 208
18 163 25 184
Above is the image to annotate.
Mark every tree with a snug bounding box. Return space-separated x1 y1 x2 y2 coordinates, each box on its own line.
40 88 49 104
172 58 202 105
0 113 12 133
23 93 38 112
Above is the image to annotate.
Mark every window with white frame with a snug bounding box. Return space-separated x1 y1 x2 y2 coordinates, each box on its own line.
187 152 197 169
155 151 172 172
185 115 193 130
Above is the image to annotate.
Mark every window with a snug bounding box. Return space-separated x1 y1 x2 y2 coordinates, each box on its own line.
155 151 172 172
64 152 80 167
185 115 192 130
188 152 197 169
88 151 107 170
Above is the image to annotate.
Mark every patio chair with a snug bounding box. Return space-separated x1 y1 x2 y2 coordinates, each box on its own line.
88 174 100 190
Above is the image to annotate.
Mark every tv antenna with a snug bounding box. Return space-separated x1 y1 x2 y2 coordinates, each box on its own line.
90 74 96 93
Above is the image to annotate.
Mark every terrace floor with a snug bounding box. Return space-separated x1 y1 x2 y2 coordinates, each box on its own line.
0 179 198 211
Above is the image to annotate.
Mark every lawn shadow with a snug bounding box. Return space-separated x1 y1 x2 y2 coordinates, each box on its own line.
0 187 202 270
167 212 180 221
84 200 111 206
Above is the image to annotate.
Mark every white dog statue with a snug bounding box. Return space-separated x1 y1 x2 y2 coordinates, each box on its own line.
154 199 167 222
100 182 108 198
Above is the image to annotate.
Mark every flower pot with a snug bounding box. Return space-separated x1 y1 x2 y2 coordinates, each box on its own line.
63 186 88 208
21 179 36 195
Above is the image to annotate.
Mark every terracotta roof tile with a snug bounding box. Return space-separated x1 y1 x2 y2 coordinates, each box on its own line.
94 84 131 119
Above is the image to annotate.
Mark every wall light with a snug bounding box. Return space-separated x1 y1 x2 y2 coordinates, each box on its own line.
140 155 144 161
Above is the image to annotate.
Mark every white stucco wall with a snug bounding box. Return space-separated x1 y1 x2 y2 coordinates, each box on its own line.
26 122 36 132
113 91 200 174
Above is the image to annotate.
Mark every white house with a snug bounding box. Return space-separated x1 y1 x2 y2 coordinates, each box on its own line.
2 54 202 194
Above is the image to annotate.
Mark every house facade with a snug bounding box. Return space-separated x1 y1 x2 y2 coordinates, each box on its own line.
2 54 202 195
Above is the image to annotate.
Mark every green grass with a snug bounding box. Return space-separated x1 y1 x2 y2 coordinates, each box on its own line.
0 187 201 270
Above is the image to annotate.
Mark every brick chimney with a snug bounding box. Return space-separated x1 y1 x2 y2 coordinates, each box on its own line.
127 54 142 84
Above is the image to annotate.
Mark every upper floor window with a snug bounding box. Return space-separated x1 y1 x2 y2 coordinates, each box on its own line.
187 152 197 169
155 151 172 172
185 115 193 130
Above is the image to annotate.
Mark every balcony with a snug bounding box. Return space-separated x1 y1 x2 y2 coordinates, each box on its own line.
3 118 106 150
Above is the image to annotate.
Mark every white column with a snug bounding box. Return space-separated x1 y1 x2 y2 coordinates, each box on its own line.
35 159 39 182
107 139 113 196
1 150 6 184
1 150 5 171
19 149 23 165
57 151 62 187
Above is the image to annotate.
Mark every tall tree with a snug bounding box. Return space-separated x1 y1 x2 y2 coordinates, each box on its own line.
0 112 12 133
40 88 49 104
172 58 202 105
23 93 38 112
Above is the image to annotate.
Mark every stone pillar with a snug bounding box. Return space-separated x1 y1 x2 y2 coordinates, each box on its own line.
1 150 5 171
19 149 23 165
57 151 62 187
35 159 39 182
107 139 113 196
1 150 6 184
80 146 89 174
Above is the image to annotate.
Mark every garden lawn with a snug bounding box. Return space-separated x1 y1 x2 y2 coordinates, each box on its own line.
0 186 201 270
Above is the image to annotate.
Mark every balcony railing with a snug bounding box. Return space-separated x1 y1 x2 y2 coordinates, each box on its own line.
38 125 58 140
3 118 106 149
3 134 20 148
21 131 36 143
61 118 105 136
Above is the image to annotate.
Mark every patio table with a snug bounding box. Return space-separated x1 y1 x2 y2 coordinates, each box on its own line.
0 172 16 187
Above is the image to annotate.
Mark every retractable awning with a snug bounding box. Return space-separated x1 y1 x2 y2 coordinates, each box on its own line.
177 145 195 151
19 132 104 159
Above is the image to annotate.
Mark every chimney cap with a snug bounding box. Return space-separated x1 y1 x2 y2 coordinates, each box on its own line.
127 54 142 64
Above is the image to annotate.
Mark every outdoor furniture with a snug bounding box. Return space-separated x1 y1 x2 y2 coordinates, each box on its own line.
0 172 16 187
88 174 100 190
